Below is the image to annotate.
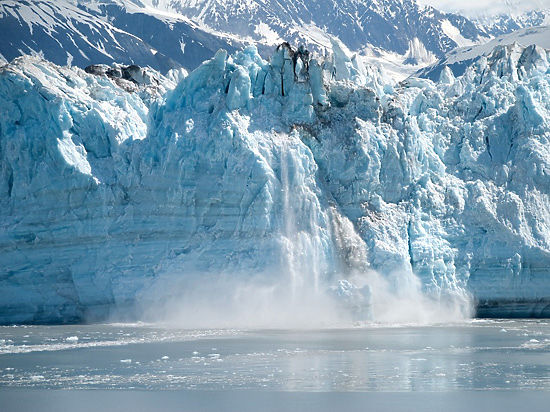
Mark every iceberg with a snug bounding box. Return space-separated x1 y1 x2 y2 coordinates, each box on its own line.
1 41 549 324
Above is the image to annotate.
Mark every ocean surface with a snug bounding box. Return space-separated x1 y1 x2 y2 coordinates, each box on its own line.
0 319 549 411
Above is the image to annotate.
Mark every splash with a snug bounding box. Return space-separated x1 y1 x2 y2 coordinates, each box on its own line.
279 138 328 298
136 266 471 329
136 138 471 329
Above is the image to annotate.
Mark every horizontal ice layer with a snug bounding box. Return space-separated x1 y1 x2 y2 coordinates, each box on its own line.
1 41 550 323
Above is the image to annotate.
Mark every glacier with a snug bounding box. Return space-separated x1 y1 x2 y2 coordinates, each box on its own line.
1 40 550 324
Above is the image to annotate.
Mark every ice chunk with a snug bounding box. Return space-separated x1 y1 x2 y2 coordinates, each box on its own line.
439 66 455 85
226 66 251 110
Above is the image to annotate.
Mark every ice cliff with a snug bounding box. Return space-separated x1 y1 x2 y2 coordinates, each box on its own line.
1 40 550 323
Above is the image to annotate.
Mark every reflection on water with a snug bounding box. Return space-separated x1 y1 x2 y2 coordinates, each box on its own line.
0 320 548 391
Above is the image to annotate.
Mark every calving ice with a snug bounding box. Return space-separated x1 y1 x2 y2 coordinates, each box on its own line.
1 38 549 325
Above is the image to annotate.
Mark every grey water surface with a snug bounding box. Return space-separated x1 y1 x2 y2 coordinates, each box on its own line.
0 319 549 411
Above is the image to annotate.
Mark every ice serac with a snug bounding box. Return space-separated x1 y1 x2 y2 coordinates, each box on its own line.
1 41 550 323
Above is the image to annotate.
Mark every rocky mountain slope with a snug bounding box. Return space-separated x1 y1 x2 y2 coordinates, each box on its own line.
417 25 550 79
148 0 487 54
0 0 241 72
475 8 550 37
0 0 497 74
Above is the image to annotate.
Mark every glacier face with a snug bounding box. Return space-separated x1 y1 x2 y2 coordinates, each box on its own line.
1 41 550 324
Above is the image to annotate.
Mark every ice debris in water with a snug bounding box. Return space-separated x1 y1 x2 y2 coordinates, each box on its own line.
0 40 550 325
331 280 372 321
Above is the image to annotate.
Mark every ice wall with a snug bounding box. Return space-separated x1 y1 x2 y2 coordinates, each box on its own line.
1 42 549 323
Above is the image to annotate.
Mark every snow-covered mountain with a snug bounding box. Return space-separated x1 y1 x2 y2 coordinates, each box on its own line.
139 0 489 58
417 25 550 80
1 40 549 323
4 0 550 81
1 0 497 75
475 8 550 37
0 0 241 72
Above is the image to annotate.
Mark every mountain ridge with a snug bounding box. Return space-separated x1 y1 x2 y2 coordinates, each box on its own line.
0 0 497 75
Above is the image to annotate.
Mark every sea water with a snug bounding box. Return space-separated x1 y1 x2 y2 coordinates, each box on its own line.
0 320 549 411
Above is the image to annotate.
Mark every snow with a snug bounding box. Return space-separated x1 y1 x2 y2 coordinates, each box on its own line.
0 0 233 74
418 0 549 19
441 20 476 48
125 0 490 62
2 0 528 87
361 45 426 82
1 40 550 323
446 25 550 65
254 23 283 45
418 25 550 79
404 38 437 65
